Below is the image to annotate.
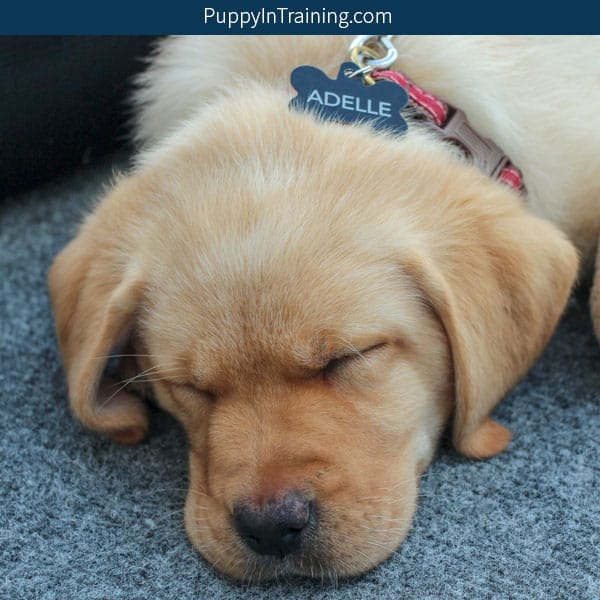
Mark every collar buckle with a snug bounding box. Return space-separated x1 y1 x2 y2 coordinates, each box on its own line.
437 108 511 180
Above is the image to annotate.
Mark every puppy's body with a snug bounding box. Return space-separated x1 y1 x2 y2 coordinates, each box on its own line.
134 36 600 266
49 36 595 581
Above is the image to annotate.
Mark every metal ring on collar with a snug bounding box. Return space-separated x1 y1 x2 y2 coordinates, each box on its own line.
348 35 398 70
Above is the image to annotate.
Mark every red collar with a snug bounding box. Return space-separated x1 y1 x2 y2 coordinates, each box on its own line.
373 69 524 193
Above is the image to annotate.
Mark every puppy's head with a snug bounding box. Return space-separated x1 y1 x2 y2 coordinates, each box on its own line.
49 88 578 580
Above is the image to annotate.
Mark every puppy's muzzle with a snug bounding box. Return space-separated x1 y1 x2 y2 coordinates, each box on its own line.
233 491 315 558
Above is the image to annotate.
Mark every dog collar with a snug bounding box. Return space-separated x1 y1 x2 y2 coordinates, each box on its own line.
372 69 524 192
290 36 524 194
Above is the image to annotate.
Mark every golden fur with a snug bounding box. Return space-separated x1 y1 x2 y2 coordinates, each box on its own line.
49 36 597 581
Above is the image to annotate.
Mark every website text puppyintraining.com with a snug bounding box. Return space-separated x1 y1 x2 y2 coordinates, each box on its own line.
204 7 392 31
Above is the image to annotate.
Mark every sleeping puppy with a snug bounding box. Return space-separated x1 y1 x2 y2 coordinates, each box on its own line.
49 36 599 581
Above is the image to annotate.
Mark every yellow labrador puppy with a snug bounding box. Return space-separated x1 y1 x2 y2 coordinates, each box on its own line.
49 36 599 581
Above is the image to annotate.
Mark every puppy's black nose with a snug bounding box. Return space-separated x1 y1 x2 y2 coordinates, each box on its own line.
233 491 313 558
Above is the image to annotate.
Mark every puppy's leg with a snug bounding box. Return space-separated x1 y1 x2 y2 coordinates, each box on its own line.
591 240 600 341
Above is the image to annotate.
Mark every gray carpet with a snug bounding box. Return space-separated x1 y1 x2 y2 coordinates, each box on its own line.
1 154 599 599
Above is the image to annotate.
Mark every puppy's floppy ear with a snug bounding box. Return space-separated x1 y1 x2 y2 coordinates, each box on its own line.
402 185 578 458
48 178 148 444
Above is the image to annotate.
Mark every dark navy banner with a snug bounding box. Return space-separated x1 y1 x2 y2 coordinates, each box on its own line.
1 0 597 33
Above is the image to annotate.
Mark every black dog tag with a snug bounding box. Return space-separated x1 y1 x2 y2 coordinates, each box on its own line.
290 62 409 134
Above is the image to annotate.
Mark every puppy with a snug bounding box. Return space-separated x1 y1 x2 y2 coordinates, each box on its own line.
49 36 599 581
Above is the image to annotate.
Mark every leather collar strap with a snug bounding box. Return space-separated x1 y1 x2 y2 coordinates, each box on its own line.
373 69 524 193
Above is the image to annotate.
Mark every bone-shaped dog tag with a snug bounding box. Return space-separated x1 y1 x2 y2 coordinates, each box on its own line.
290 62 409 135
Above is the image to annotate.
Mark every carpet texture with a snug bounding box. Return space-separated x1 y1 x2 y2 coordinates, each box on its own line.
1 154 599 599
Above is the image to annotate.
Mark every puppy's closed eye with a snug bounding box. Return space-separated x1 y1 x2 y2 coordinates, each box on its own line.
321 342 388 380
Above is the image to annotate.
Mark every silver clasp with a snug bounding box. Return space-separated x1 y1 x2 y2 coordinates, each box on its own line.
348 35 398 83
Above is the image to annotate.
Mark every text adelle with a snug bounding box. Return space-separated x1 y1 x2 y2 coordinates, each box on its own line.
306 89 392 118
